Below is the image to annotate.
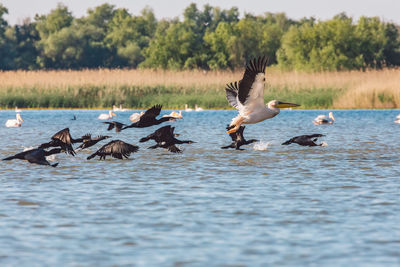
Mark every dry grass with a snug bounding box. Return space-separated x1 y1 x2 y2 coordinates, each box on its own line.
1 68 400 108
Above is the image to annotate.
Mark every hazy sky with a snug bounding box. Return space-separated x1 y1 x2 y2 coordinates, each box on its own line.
1 0 399 25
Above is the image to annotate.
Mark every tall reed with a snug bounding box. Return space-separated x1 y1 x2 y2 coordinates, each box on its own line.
0 68 399 109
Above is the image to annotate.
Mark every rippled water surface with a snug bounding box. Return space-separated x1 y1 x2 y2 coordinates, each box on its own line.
0 109 399 266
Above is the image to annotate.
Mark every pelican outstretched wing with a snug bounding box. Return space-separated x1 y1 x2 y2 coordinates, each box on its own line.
238 56 267 107
225 81 240 108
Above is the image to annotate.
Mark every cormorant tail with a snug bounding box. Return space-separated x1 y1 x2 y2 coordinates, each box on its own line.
2 155 16 160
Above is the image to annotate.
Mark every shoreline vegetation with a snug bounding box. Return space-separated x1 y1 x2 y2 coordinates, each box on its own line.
0 68 399 110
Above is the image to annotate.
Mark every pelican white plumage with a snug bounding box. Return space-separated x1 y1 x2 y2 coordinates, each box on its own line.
395 114 400 123
225 56 300 133
313 112 335 125
184 104 193 112
5 113 24 127
113 104 128 112
162 110 183 119
98 110 117 120
129 111 144 122
195 105 204 112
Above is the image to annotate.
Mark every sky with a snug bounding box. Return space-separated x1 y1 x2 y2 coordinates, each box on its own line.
1 0 399 25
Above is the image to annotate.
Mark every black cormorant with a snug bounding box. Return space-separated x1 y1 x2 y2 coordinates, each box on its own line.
39 128 85 156
221 125 258 150
77 134 111 150
87 140 139 160
282 134 325 146
3 148 63 167
139 125 194 153
122 105 175 129
103 121 126 133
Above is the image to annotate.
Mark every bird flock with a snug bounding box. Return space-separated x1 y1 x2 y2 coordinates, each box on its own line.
3 56 399 167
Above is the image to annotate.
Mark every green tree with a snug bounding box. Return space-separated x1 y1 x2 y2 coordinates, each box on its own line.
106 7 156 67
5 19 40 69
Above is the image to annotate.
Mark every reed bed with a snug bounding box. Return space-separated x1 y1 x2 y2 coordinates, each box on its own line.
0 68 399 109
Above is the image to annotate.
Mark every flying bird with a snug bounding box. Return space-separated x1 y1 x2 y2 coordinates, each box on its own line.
98 110 117 120
225 56 299 133
2 147 63 167
122 105 175 129
139 125 194 153
76 134 111 150
87 140 139 160
39 128 85 156
282 134 325 146
5 113 24 128
103 121 126 133
221 125 258 150
313 112 335 125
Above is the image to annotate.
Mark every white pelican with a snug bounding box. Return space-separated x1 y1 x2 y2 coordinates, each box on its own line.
98 110 117 120
313 112 335 125
225 56 300 133
162 110 183 119
195 105 204 112
5 113 24 127
15 106 22 112
129 111 144 122
113 104 128 112
184 104 193 112
395 114 400 123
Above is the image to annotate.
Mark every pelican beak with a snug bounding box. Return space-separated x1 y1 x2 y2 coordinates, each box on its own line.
174 134 180 137
112 112 117 117
275 101 300 108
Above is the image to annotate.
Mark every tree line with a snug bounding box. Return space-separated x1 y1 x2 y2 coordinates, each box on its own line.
0 3 399 71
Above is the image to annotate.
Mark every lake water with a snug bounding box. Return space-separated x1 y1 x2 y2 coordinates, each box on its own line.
0 109 399 266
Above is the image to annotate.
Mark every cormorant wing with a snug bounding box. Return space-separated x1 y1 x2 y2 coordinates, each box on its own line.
140 105 162 121
99 140 139 159
92 135 111 141
155 125 173 137
306 134 325 139
238 56 267 107
51 128 73 144
24 149 51 165
44 148 64 156
168 145 182 153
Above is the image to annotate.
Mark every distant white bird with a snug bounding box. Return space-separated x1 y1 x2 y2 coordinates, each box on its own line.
98 110 117 120
195 104 204 112
162 110 183 119
395 114 400 123
113 104 128 112
15 106 22 113
225 56 300 134
5 113 24 127
313 112 335 125
184 104 193 112
129 111 144 122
